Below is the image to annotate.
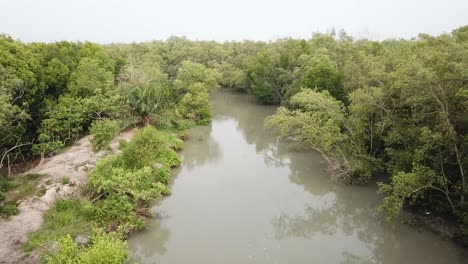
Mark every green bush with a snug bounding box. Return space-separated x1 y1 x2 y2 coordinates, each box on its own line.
45 231 127 264
154 166 171 185
157 149 181 168
178 83 211 124
159 131 184 151
86 156 123 183
89 166 168 204
89 119 120 152
90 194 144 232
88 156 170 231
120 126 166 169
78 232 127 264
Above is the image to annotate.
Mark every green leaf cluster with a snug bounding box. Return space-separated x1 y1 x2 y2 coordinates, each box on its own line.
89 119 120 152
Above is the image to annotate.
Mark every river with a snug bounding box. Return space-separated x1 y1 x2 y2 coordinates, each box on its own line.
128 89 468 264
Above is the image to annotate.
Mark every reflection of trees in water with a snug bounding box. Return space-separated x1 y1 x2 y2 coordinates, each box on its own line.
270 188 383 263
263 140 334 196
181 123 222 170
212 89 276 153
341 252 374 264
214 89 336 196
214 90 467 264
213 90 401 263
271 185 466 264
214 89 334 196
129 218 171 262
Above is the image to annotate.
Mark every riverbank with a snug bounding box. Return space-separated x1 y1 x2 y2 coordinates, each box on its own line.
16 125 190 264
0 130 134 264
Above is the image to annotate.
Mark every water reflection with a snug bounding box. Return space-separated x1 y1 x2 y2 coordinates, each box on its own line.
128 89 468 264
271 183 467 264
180 124 222 170
263 141 334 196
212 89 275 153
129 218 171 262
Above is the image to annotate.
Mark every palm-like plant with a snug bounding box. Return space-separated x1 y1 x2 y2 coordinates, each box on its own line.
119 63 173 125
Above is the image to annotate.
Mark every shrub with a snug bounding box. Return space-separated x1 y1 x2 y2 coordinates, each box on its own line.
178 83 211 124
89 119 120 152
120 126 166 169
88 156 124 180
45 234 79 264
154 166 171 185
89 166 168 204
32 134 64 158
45 231 127 264
157 149 181 168
159 131 184 151
90 194 144 232
78 231 127 264
173 117 194 132
88 160 169 231
37 96 89 146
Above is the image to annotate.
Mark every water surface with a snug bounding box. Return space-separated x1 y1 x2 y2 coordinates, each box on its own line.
129 89 467 264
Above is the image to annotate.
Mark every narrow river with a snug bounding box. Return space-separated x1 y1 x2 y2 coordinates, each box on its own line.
128 89 468 264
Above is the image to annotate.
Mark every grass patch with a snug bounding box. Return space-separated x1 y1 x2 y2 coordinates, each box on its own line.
118 139 128 150
62 177 70 185
0 204 19 216
5 174 45 202
26 199 127 263
1 173 46 218
24 199 94 252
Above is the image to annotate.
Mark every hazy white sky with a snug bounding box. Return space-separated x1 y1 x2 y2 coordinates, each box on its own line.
1 0 467 43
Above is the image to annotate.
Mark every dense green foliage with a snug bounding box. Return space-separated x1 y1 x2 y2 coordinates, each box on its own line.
104 28 468 240
0 34 223 172
1 25 468 261
118 62 172 125
0 37 125 171
46 232 127 264
0 34 223 262
86 126 175 232
89 119 120 152
266 90 351 180
262 27 468 234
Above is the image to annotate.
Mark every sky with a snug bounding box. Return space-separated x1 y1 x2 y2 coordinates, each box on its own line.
1 0 467 43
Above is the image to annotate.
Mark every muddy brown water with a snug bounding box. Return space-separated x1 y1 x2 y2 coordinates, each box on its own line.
128 89 468 264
